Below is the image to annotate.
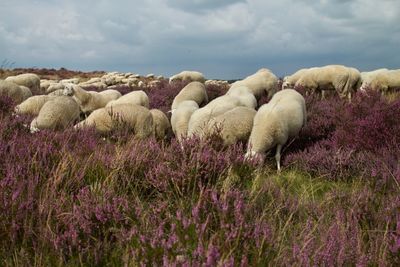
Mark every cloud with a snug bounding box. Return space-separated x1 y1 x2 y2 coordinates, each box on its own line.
0 0 399 79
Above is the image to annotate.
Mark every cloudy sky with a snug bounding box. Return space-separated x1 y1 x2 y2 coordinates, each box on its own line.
1 0 399 79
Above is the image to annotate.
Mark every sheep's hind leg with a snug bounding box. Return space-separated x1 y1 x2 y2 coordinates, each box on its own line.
275 144 282 172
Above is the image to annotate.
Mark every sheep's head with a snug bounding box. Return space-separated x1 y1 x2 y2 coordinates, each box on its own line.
62 83 74 96
169 75 179 83
30 118 40 133
244 150 265 164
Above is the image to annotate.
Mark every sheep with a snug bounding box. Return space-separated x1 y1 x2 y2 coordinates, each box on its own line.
15 95 55 116
30 96 80 133
0 80 32 104
359 69 388 91
63 84 121 114
80 82 108 90
225 86 257 109
187 94 246 137
60 78 80 84
5 73 41 94
205 106 256 146
48 89 65 96
46 83 65 94
150 109 171 139
169 71 206 84
295 65 354 100
365 69 400 94
228 68 278 99
19 85 33 101
40 80 53 92
106 90 149 108
282 68 310 89
74 103 154 139
171 100 199 142
245 89 306 171
171 81 208 111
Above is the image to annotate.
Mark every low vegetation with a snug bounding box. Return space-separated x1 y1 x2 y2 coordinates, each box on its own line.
0 71 398 266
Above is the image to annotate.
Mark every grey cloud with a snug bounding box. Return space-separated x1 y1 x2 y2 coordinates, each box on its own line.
0 0 399 79
167 0 245 13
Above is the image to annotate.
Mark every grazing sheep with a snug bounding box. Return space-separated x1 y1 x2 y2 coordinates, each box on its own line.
106 90 150 108
40 80 54 92
171 100 199 142
228 68 278 99
15 95 55 116
30 96 80 133
61 78 80 84
187 95 246 137
0 80 31 104
246 89 306 171
365 69 400 94
75 103 153 139
48 89 65 96
282 68 310 89
150 109 171 139
5 73 41 94
46 83 65 94
63 84 121 114
171 81 208 111
359 68 389 91
19 85 33 100
80 82 107 90
205 106 256 146
226 86 257 109
295 65 357 100
169 71 206 84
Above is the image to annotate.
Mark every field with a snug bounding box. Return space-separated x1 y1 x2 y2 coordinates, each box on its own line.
0 68 399 266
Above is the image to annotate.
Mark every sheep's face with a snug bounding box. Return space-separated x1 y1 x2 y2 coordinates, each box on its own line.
30 119 40 134
282 80 293 89
63 85 74 96
244 150 265 164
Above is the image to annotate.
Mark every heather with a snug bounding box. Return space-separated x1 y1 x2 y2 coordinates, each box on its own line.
0 81 399 266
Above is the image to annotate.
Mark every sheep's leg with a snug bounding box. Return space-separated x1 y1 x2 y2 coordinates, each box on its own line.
275 144 282 172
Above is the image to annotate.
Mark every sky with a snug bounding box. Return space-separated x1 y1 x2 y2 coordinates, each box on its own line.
1 0 399 80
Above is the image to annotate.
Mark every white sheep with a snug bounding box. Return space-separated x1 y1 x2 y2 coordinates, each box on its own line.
0 80 32 104
150 109 171 139
205 106 256 146
5 73 41 94
228 68 278 99
106 90 149 108
246 89 306 171
171 100 199 142
171 81 208 111
187 95 246 137
74 103 154 139
18 85 33 101
364 69 400 94
40 80 53 92
48 89 65 96
169 71 206 84
282 68 310 89
295 65 354 100
225 85 257 109
359 69 388 91
15 95 55 116
63 84 121 114
46 83 65 94
30 96 80 133
80 82 108 90
60 78 80 84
